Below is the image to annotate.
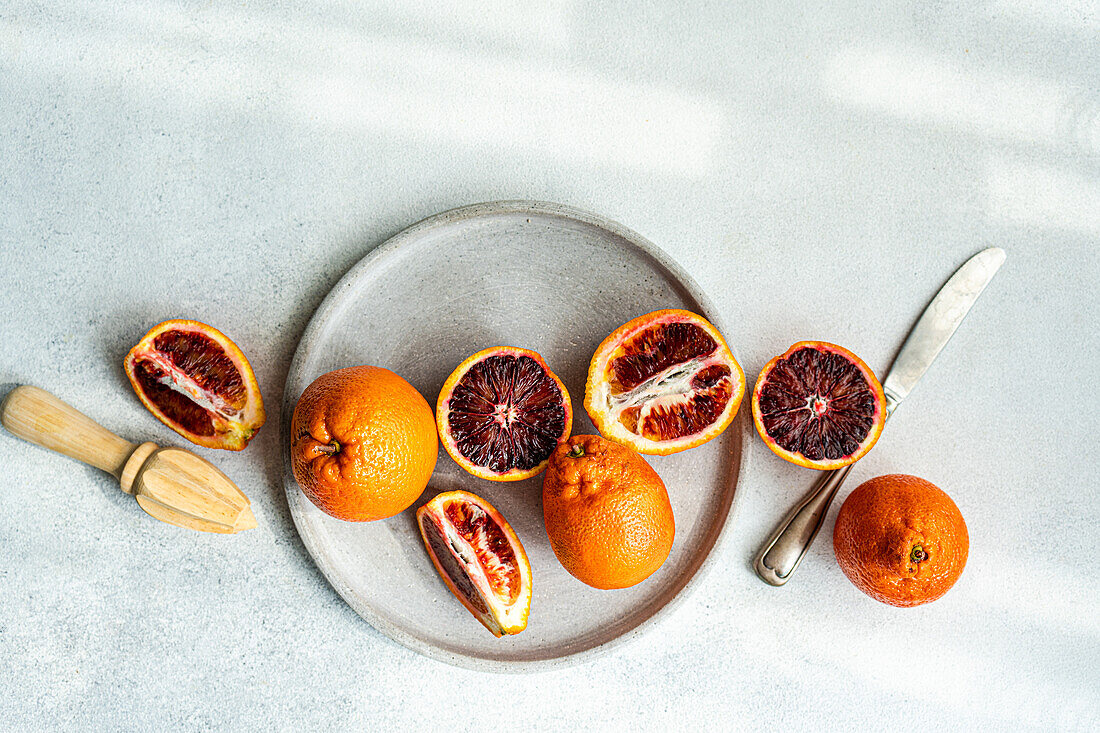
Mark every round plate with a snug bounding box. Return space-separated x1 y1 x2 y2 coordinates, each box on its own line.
281 201 747 671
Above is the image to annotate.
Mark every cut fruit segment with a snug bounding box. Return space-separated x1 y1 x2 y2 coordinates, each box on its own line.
436 346 572 481
751 341 885 469
584 309 745 455
124 319 265 451
416 490 532 637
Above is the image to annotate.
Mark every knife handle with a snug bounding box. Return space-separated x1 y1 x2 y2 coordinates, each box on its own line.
753 465 854 586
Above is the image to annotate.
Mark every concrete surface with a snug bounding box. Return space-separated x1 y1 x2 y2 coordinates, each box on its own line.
1 1 1097 730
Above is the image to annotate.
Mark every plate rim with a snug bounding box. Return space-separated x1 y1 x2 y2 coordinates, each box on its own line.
280 200 751 672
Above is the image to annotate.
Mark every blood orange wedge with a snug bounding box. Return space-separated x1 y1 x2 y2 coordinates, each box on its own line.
124 319 265 451
436 347 572 481
751 341 885 469
584 309 745 455
416 490 532 637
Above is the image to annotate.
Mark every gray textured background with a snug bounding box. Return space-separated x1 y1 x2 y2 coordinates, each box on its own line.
1 1 1097 730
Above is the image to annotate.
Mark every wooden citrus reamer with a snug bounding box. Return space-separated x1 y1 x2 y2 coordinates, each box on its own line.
1 385 256 533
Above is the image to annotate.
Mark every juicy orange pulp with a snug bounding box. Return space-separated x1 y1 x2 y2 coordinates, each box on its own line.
417 490 532 636
124 319 265 450
752 341 885 470
585 309 744 455
436 346 572 481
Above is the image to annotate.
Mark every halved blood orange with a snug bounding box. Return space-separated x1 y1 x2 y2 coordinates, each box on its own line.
584 309 745 455
436 347 572 481
417 490 532 637
751 341 885 469
124 319 265 451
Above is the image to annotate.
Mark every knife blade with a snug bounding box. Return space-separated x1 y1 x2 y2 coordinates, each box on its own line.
882 247 1006 411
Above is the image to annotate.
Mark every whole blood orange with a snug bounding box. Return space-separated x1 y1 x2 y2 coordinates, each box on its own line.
542 434 674 589
752 341 885 469
291 366 437 522
833 474 969 607
125 319 265 450
417 490 532 636
584 309 745 455
436 346 572 482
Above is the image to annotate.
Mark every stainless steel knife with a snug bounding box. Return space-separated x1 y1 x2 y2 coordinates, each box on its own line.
753 247 1006 586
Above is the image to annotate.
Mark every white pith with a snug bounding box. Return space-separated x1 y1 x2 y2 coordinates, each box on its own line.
492 403 517 426
141 350 246 425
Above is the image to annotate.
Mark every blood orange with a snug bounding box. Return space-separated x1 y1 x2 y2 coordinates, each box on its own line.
543 435 675 589
584 309 745 455
834 474 969 607
124 320 265 450
290 366 437 522
417 490 532 636
436 347 572 481
751 341 885 469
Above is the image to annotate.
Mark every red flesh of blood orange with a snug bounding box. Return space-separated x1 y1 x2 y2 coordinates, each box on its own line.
437 346 572 481
751 341 885 469
416 490 532 636
124 319 265 450
584 309 745 455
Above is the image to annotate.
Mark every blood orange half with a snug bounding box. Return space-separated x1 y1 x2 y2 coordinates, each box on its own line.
584 309 745 455
124 319 265 450
751 341 885 469
436 346 572 481
417 490 532 637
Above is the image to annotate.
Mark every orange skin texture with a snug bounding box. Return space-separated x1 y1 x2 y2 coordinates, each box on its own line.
542 435 675 589
585 309 745 456
291 366 438 522
833 474 969 607
124 319 265 451
751 341 885 470
436 346 572 481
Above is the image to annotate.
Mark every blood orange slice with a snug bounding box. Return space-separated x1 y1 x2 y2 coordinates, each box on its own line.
417 490 532 637
124 319 265 451
584 309 745 455
436 347 572 481
751 341 885 469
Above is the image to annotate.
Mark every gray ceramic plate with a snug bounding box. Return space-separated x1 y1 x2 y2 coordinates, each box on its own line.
281 201 747 671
